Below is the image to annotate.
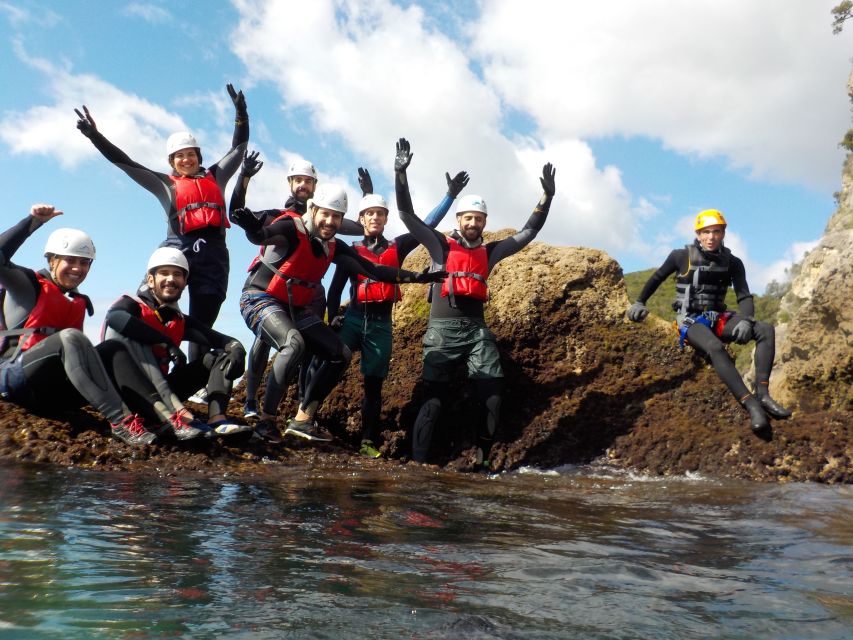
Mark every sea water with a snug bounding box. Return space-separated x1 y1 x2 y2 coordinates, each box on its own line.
1 460 852 639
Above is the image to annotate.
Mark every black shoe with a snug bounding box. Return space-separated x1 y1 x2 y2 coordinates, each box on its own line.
743 396 770 434
284 419 332 442
757 395 792 419
253 418 282 444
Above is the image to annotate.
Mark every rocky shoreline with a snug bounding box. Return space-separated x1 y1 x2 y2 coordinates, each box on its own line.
2 234 850 484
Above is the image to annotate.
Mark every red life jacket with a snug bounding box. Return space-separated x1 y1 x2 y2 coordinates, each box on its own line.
18 273 88 352
136 298 186 373
171 172 229 234
441 237 489 303
259 215 335 306
353 240 401 304
247 209 302 273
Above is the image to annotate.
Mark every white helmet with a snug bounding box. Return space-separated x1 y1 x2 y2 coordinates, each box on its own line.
358 194 388 215
310 183 348 214
456 194 487 216
166 131 199 156
147 247 189 274
44 228 96 260
287 159 318 180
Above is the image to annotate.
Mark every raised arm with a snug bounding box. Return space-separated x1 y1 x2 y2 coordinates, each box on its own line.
394 138 447 265
423 171 469 228
209 84 251 188
229 150 263 216
487 163 556 268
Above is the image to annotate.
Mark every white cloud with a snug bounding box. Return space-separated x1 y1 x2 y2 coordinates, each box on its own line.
122 3 171 24
228 0 645 256
472 0 851 191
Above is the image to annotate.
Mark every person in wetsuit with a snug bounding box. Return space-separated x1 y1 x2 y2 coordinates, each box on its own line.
229 153 365 419
103 247 249 440
627 209 791 434
324 166 469 457
230 183 446 444
394 138 556 466
74 84 249 362
0 205 179 446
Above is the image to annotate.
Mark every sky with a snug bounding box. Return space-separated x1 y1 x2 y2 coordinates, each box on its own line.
0 0 850 351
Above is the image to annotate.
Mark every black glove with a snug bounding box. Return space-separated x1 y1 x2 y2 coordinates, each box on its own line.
357 167 373 196
627 301 649 322
219 340 246 380
395 138 413 172
227 83 247 117
330 314 345 330
446 171 470 198
166 344 187 367
74 106 97 138
731 319 754 344
411 268 447 284
540 162 556 197
230 207 263 233
241 150 263 177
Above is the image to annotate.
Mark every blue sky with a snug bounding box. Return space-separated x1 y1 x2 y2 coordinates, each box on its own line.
0 0 850 351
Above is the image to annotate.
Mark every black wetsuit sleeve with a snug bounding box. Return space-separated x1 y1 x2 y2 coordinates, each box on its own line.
244 215 299 248
333 242 418 283
396 168 448 266
637 250 682 304
208 113 249 193
394 232 419 263
326 264 350 318
0 217 46 322
729 256 755 317
86 130 173 214
485 197 552 269
104 296 174 346
339 218 365 236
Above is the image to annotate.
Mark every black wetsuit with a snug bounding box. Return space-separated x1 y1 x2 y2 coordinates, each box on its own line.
637 241 776 401
0 216 167 426
396 173 551 462
83 116 248 360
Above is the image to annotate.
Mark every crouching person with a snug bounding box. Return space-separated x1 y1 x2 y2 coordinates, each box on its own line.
0 205 168 446
103 247 250 439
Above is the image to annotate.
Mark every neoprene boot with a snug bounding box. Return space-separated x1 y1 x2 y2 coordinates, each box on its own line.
754 388 792 419
742 395 770 433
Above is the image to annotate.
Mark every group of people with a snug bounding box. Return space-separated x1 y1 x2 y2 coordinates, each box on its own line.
0 83 790 467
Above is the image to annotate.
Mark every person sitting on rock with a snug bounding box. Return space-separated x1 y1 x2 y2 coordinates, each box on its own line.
102 247 250 439
229 153 366 419
230 183 446 444
74 83 249 364
0 205 175 446
324 166 469 458
627 209 792 434
394 138 556 467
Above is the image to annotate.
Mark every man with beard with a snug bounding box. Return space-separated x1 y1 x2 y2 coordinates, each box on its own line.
231 183 446 443
627 209 791 434
103 247 250 439
324 166 469 457
229 153 364 418
394 138 556 467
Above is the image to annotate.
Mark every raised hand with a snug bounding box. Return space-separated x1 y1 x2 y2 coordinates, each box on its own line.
357 167 373 196
241 150 263 177
227 83 247 115
230 207 262 233
29 204 64 223
74 105 98 138
446 171 470 198
540 162 556 197
395 138 413 173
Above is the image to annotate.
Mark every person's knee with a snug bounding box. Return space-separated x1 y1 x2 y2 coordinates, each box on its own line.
57 328 94 353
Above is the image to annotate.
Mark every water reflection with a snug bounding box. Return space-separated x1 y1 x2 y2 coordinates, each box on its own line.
0 462 852 639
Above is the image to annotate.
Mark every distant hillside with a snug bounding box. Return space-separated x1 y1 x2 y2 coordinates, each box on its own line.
624 268 785 370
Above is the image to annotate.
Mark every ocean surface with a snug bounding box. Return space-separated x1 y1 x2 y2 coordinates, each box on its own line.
1 459 852 639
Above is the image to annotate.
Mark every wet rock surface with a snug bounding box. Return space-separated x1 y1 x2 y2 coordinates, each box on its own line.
1 233 850 483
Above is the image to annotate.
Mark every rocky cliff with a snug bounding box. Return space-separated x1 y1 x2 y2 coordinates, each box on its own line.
771 156 853 413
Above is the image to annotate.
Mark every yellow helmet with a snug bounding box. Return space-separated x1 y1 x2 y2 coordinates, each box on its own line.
694 209 727 231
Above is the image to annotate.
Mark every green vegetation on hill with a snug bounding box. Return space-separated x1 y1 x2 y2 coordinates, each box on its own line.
623 268 787 370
